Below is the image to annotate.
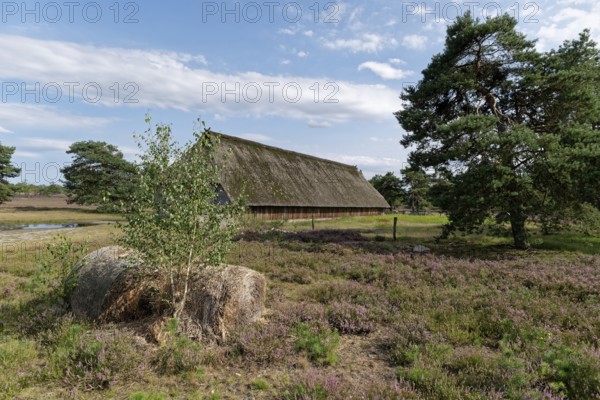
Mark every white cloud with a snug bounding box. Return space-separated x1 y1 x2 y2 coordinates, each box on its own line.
332 2 348 23
307 119 332 128
321 153 403 168
119 145 139 158
358 61 412 80
303 30 314 37
0 35 402 123
323 33 397 53
0 103 114 131
281 59 291 65
531 3 600 51
401 34 428 50
19 137 73 151
369 136 396 142
239 133 272 142
177 53 207 65
278 27 297 35
556 0 593 5
388 58 405 65
13 150 40 159
297 51 308 58
0 126 13 134
347 7 365 31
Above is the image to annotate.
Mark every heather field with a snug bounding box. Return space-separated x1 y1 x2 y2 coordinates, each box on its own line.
1 198 599 399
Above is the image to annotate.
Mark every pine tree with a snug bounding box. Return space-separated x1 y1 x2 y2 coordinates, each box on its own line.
0 143 21 204
61 141 138 211
396 13 600 249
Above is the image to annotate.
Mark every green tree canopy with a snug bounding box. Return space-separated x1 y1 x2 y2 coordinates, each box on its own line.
396 13 600 249
369 172 404 207
61 141 138 211
0 142 21 204
11 182 65 196
400 167 432 212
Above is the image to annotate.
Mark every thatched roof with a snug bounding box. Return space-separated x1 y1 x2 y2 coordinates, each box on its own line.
211 132 390 209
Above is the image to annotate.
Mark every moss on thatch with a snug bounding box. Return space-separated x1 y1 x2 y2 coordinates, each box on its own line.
211 133 390 209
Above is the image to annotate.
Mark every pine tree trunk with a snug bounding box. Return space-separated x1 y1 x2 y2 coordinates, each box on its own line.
510 213 529 250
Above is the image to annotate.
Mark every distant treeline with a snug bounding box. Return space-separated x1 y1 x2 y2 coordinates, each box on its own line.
10 182 65 196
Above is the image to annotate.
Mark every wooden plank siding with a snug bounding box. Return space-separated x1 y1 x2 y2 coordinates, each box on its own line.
248 206 386 219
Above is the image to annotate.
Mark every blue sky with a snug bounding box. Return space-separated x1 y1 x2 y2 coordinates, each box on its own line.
0 0 597 185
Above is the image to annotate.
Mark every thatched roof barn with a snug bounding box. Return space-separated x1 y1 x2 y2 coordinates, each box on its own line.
211 133 390 219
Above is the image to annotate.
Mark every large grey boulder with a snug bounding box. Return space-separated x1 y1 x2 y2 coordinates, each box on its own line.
69 246 266 342
413 245 431 254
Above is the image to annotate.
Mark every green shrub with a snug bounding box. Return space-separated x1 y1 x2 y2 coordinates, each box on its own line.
0 338 41 399
44 322 148 391
286 383 330 400
129 391 166 400
390 318 434 366
397 363 464 400
306 280 381 308
14 302 68 338
154 319 204 376
284 369 351 400
34 234 88 300
363 379 420 400
540 344 600 400
327 301 376 335
573 203 600 236
232 320 293 365
394 344 422 367
250 379 269 390
119 119 244 320
293 322 339 366
444 346 528 394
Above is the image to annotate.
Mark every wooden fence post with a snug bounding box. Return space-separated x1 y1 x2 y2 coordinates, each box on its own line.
312 215 315 230
393 217 398 241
